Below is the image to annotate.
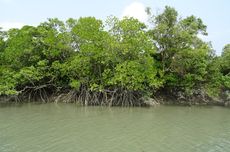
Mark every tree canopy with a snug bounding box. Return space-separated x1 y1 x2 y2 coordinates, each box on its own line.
0 6 229 105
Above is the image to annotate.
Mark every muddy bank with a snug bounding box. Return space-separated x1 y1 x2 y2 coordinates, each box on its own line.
0 91 229 107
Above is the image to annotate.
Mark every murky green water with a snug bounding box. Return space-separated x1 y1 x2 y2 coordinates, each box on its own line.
0 103 230 152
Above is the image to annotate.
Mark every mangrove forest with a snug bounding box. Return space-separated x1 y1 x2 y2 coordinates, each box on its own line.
0 6 229 106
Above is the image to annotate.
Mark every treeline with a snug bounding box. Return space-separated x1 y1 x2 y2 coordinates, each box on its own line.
0 6 229 106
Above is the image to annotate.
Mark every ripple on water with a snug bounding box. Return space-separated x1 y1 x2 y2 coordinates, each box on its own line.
0 103 230 152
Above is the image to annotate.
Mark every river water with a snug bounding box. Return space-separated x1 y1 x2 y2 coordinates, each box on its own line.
0 103 230 152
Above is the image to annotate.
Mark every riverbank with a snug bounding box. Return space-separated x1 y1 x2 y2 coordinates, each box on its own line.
1 91 229 107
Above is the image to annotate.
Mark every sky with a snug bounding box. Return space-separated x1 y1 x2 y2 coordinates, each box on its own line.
0 0 230 55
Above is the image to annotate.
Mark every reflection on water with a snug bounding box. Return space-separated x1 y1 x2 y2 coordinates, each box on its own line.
0 103 230 152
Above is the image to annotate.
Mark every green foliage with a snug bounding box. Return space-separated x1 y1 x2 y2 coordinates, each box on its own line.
64 17 161 95
69 79 81 90
103 17 161 92
221 44 230 76
0 68 18 95
110 59 162 90
149 6 216 97
203 56 223 97
220 44 230 89
0 7 229 104
223 76 230 89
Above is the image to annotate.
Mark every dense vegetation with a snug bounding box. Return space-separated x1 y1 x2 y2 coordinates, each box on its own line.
0 6 229 106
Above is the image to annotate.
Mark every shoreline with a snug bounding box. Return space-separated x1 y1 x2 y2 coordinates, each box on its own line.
1 93 229 107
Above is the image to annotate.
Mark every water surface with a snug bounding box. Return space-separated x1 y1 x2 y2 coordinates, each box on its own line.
0 103 230 152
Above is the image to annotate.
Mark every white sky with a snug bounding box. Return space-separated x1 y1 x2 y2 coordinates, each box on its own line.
122 2 148 22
